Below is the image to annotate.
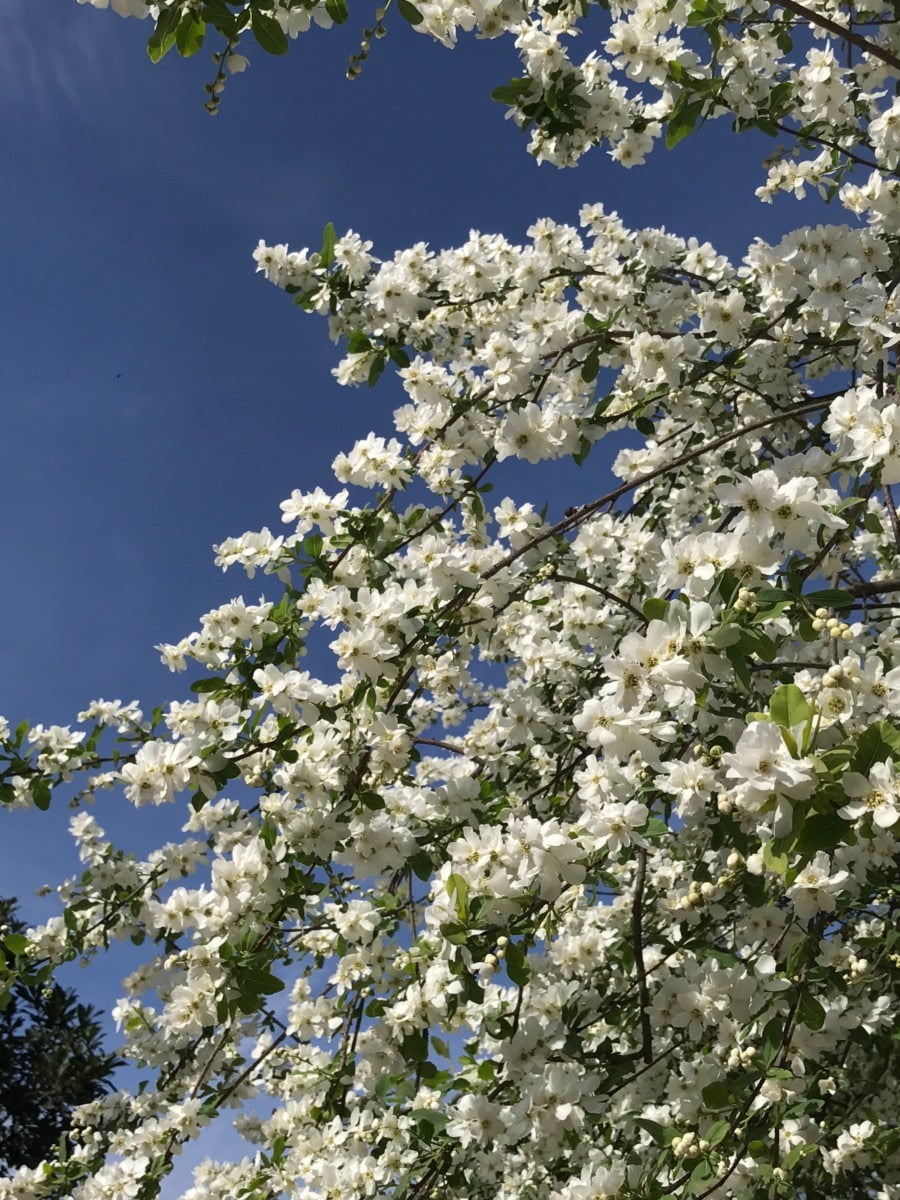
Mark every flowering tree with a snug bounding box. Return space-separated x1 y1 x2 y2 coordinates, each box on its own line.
4 0 900 1198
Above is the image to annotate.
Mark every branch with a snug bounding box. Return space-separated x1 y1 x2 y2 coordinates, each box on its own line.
778 0 900 71
482 393 833 581
848 577 900 596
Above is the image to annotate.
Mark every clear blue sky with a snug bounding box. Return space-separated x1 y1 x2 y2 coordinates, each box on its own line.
4 0 831 1045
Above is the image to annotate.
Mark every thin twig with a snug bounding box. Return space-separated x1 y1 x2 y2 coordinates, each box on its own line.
631 848 653 1065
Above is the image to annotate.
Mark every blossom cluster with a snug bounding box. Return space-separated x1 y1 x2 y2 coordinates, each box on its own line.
3 193 900 1198
80 0 900 225
3 1 899 1198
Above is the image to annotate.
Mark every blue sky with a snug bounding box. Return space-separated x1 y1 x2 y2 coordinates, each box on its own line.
0 0 836 1165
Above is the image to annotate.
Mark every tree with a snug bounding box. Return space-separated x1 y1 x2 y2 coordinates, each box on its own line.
2 1 900 1198
0 898 121 1175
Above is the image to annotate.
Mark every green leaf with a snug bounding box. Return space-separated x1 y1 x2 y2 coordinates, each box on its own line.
505 940 531 987
795 812 854 855
409 850 433 881
762 841 788 876
325 0 349 21
320 221 337 268
852 721 900 773
668 61 691 85
32 778 52 811
705 1119 730 1146
687 1159 715 1194
410 1108 448 1133
769 683 810 730
401 1030 428 1062
725 645 751 693
446 873 470 922
202 0 240 34
439 922 468 945
367 352 386 387
4 933 28 955
701 1080 731 1110
190 677 224 694
175 13 205 56
147 6 180 62
251 8 289 54
739 626 777 662
760 1015 783 1065
633 1117 677 1145
397 0 424 23
666 95 704 149
804 588 855 611
796 991 825 1031
643 597 668 621
491 78 533 105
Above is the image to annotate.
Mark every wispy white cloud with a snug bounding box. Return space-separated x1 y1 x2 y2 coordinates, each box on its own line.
3 0 131 127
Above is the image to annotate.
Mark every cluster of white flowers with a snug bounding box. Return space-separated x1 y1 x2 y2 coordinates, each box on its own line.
7 0 900 1197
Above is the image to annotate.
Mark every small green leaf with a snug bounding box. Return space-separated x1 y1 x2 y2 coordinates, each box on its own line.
701 1080 731 1110
725 645 751 693
191 677 224 694
762 841 788 876
795 812 854 855
401 1030 428 1062
147 6 180 62
666 96 704 149
410 1109 448 1132
633 1117 677 1145
760 1015 783 1065
175 13 205 56
446 873 469 922
687 1159 715 1194
705 1119 730 1146
397 0 424 22
852 721 900 773
797 991 825 1031
325 0 349 21
32 778 52 811
803 588 855 611
410 851 433 881
643 597 668 621
4 933 28 955
505 940 531 987
320 221 337 268
769 683 810 730
367 352 386 387
491 78 533 105
148 30 177 62
251 8 289 54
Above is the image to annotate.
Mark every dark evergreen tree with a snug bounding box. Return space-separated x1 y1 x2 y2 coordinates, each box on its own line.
0 898 121 1173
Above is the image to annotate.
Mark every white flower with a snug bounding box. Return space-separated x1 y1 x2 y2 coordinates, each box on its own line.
839 760 900 828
